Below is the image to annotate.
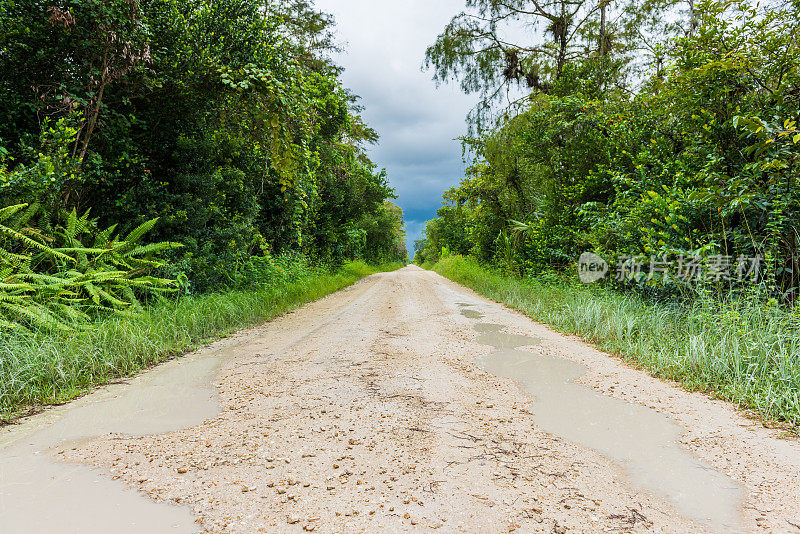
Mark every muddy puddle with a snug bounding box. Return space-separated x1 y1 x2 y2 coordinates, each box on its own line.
459 302 485 320
0 348 230 534
470 319 746 532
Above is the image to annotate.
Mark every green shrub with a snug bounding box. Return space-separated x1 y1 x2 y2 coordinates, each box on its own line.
1 204 179 332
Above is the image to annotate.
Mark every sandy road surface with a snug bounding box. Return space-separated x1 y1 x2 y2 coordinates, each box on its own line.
8 266 800 533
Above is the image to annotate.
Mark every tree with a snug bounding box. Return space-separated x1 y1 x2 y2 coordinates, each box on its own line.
1 0 405 290
422 0 800 301
425 0 632 129
265 0 342 74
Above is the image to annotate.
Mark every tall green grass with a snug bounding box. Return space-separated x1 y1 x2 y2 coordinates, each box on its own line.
0 261 402 421
434 256 800 430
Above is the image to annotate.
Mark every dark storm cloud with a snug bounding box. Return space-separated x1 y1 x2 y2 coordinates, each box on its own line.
314 0 477 256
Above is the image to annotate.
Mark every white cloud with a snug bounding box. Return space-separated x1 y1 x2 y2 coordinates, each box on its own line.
315 0 477 256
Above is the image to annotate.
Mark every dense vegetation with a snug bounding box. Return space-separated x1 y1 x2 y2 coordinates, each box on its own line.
0 0 406 416
0 0 406 325
419 0 799 427
419 0 799 300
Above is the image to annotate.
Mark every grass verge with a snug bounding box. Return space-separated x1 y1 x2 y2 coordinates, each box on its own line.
0 261 402 422
432 255 800 431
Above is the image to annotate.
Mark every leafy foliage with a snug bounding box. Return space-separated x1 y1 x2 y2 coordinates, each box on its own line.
0 203 179 332
1 0 406 297
424 0 692 130
421 0 800 302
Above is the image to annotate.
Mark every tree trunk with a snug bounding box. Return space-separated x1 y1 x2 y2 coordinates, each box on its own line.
599 0 607 91
556 1 568 79
77 81 106 165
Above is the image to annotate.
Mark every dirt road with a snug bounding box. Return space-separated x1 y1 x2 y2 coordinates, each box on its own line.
3 266 800 533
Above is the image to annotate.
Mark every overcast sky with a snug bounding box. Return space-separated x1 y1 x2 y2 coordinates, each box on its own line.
314 0 478 257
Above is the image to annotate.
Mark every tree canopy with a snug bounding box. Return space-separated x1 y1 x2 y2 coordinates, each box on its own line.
419 0 800 302
1 0 407 296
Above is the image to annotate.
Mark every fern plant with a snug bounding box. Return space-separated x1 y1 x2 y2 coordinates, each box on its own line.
1 204 181 332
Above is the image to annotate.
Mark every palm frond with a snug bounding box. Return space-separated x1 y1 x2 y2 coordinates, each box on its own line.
1 206 177 333
124 218 159 244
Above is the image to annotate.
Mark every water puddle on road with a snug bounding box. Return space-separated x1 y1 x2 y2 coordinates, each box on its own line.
0 349 230 534
471 321 746 532
459 302 485 320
